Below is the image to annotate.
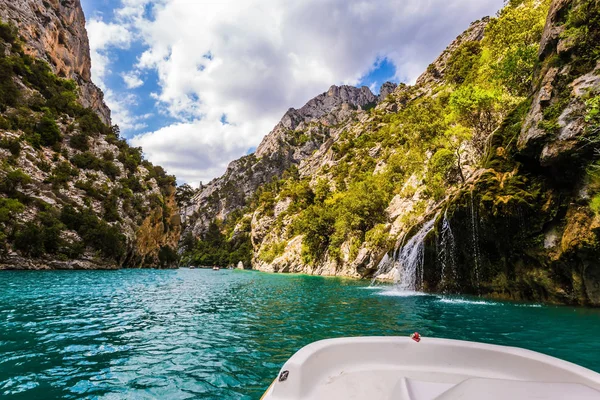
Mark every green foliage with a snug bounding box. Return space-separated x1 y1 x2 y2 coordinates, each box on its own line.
118 146 142 174
0 169 31 194
449 85 503 154
585 95 600 133
69 133 89 151
48 161 78 188
293 204 335 263
35 113 62 147
176 183 196 208
0 58 20 112
74 179 105 200
14 211 65 257
103 193 120 222
71 151 103 170
492 45 538 96
484 0 550 56
259 241 287 263
590 194 600 216
102 161 120 181
560 0 600 74
445 41 482 84
365 224 391 249
0 21 17 45
313 178 331 203
426 149 458 200
0 198 24 224
0 19 180 266
292 177 389 261
0 137 21 156
183 221 252 267
60 205 126 261
121 175 145 193
538 90 571 134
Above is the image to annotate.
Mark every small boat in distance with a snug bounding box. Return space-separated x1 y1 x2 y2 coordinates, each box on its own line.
261 336 600 400
212 266 220 271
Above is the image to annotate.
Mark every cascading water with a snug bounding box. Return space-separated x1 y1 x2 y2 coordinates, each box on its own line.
437 210 456 290
469 191 481 290
370 253 393 285
394 215 438 291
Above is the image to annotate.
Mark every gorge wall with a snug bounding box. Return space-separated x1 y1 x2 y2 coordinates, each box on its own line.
422 0 600 306
0 0 110 124
0 0 181 269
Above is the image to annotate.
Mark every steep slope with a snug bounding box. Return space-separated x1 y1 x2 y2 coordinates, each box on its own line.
0 1 180 269
182 84 391 247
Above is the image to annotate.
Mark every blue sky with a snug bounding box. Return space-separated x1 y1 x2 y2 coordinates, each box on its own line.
81 0 504 185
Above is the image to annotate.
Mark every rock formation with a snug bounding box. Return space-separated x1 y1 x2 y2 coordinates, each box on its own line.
0 0 110 123
0 0 180 269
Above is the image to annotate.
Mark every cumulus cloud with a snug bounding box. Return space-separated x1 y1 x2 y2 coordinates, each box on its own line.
86 19 133 83
89 0 504 185
104 90 149 131
122 71 144 89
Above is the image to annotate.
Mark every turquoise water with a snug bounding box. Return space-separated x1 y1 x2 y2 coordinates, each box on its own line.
0 269 599 399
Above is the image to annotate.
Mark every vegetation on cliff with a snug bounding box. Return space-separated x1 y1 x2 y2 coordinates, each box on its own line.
182 0 550 264
180 0 600 305
0 21 180 268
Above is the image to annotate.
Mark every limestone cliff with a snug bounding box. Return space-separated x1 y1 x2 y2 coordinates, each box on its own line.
0 3 180 269
0 0 110 124
422 0 600 306
182 0 600 306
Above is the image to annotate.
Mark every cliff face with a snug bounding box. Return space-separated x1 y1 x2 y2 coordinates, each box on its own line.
0 0 110 124
423 0 600 305
0 3 180 269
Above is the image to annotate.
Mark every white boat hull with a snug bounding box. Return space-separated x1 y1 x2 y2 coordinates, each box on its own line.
261 337 600 400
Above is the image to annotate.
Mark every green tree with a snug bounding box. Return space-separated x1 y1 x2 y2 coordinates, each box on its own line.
36 114 62 147
449 85 502 155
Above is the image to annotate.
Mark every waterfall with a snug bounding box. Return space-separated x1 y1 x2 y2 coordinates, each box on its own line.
370 253 394 285
469 191 481 290
437 210 456 290
394 215 438 291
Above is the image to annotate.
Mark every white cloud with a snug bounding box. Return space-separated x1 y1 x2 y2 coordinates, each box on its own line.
103 90 148 131
86 19 133 83
89 0 505 185
122 71 144 89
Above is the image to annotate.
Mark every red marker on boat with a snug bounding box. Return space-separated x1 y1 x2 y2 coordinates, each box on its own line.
410 332 421 342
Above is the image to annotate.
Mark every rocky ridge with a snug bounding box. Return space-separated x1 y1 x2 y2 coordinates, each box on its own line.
182 0 600 306
183 83 394 237
423 0 600 305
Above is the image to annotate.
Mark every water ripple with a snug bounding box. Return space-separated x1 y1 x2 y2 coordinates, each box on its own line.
0 269 599 399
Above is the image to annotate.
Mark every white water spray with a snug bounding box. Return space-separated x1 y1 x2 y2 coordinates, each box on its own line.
394 215 438 291
469 192 481 290
438 210 456 289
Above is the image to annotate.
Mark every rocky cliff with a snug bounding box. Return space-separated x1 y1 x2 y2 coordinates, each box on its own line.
421 0 600 306
0 1 180 269
0 0 110 124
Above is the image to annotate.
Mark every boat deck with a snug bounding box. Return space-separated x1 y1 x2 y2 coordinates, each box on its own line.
262 337 600 400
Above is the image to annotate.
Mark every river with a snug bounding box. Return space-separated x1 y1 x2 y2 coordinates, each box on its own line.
1 269 599 399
